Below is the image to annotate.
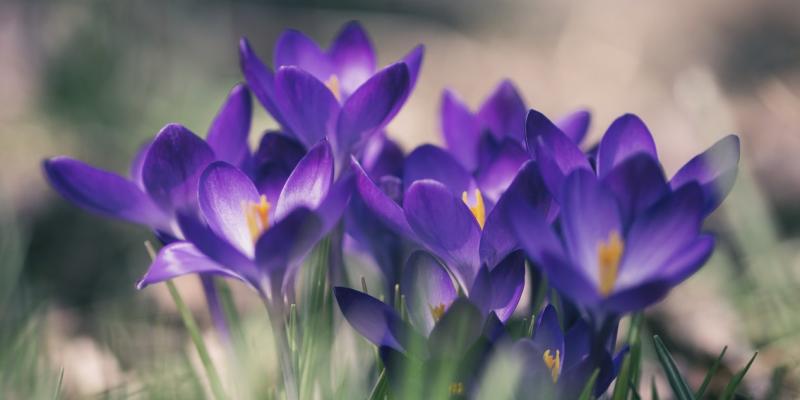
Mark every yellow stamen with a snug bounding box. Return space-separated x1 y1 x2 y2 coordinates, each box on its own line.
429 303 446 322
242 195 271 242
448 382 464 395
325 75 341 101
542 349 562 383
597 231 624 296
461 189 486 229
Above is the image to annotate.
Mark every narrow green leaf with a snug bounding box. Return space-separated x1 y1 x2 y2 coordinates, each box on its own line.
695 345 727 399
577 368 601 400
52 366 64 400
367 369 388 400
719 352 757 400
612 353 632 400
651 376 660 400
765 366 787 400
652 335 694 400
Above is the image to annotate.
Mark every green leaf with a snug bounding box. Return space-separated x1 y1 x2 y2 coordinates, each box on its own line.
695 345 727 399
612 353 633 400
367 369 388 400
652 335 694 400
719 352 757 400
765 366 788 400
651 376 660 400
577 368 601 400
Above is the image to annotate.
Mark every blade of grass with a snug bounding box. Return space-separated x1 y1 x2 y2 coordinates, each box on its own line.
652 335 694 400
612 353 632 400
719 352 757 400
651 377 660 400
695 345 727 399
367 369 388 400
145 242 226 400
577 368 600 400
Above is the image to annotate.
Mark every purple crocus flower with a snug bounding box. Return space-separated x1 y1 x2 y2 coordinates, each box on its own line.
441 81 590 203
138 139 352 304
513 109 740 313
239 21 423 163
43 84 253 337
514 305 626 399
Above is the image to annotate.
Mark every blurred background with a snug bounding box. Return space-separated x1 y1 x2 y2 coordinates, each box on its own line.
2 0 800 398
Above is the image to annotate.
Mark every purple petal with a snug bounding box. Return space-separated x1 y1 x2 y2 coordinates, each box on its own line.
474 139 528 203
43 157 167 228
596 114 658 178
336 63 410 157
670 135 740 215
142 124 215 213
600 280 674 314
274 67 340 148
315 172 354 232
477 80 527 142
360 133 404 181
352 158 417 240
404 144 474 195
556 108 591 145
334 286 413 352
560 169 622 289
137 242 250 290
480 161 554 267
658 234 715 282
441 89 481 171
401 45 424 94
275 140 334 220
401 250 458 335
177 213 259 281
250 132 306 202
129 140 152 189
526 109 592 197
404 180 481 289
616 183 705 291
563 319 592 370
198 162 260 256
601 153 668 224
239 38 287 129
273 29 331 80
427 298 484 357
255 207 323 294
329 21 377 97
488 251 526 321
532 304 565 363
206 83 252 166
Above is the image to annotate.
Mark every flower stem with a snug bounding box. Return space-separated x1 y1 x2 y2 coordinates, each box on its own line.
263 297 299 400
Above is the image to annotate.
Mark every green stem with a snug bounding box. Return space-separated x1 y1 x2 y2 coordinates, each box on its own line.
263 297 299 400
145 242 226 400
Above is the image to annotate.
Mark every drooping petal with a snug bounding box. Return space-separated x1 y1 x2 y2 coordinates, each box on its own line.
670 135 740 215
401 250 458 335
560 169 623 288
488 251 526 321
404 144 475 195
352 158 417 240
275 140 334 220
136 242 250 290
250 132 306 203
441 89 481 171
480 160 554 267
198 162 261 256
601 153 668 225
328 21 376 97
474 139 528 203
239 38 287 129
43 157 167 228
336 63 410 157
334 286 416 352
274 67 340 148
556 108 591 145
596 114 658 178
477 80 527 142
526 109 592 197
273 29 331 80
404 180 481 289
142 124 215 213
615 183 704 291
206 83 252 166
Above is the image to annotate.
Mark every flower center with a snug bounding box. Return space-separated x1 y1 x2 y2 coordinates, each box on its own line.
461 189 486 229
448 382 464 396
242 195 271 242
542 349 561 383
429 303 447 322
325 75 341 101
597 230 624 296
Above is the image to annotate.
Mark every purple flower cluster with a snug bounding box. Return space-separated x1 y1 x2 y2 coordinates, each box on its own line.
43 21 740 399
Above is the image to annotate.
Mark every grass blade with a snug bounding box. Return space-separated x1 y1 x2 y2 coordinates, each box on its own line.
695 345 727 399
719 352 757 400
367 369 388 400
653 335 694 400
577 368 600 400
